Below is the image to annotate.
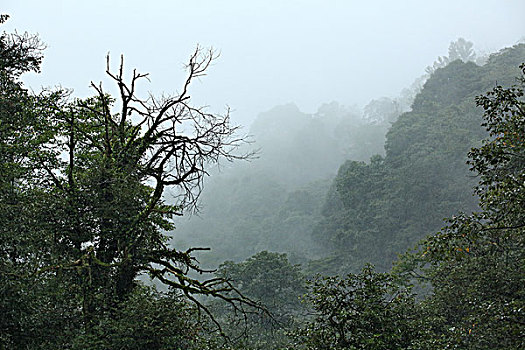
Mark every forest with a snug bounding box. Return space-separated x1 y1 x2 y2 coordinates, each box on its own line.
1 14 524 349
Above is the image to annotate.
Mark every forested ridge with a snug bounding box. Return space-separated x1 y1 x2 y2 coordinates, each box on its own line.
1 16 524 349
310 45 525 274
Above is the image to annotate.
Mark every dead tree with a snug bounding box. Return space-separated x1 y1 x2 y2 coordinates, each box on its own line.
39 46 259 335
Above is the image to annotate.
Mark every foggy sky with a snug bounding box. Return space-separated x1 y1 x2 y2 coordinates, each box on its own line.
3 0 524 127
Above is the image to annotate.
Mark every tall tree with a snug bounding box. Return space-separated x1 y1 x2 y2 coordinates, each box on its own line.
0 15 57 346
448 37 476 63
425 38 476 75
0 16 256 347
40 50 258 331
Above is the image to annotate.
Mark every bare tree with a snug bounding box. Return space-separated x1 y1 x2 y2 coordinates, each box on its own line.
37 46 259 336
91 47 251 215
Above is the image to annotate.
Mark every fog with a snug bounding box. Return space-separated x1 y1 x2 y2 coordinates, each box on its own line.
5 0 522 268
3 2 525 348
3 1 524 127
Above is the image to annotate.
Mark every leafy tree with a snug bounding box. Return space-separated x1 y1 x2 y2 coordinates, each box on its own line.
309 156 387 273
363 97 401 124
69 286 208 350
214 251 306 349
294 265 417 350
0 15 60 347
448 37 476 63
425 38 476 75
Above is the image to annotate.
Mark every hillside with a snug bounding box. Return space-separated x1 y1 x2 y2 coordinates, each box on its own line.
311 44 525 274
171 102 393 267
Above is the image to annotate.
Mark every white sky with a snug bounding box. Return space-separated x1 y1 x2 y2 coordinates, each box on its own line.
3 1 524 126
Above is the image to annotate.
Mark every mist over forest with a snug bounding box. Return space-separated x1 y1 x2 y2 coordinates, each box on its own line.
173 39 518 272
1 3 525 349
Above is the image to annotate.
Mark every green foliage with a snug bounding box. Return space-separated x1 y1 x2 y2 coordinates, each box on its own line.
3 14 524 350
173 171 332 269
312 44 525 275
69 286 206 350
396 63 525 349
214 251 306 349
218 251 306 315
294 265 417 350
0 19 250 349
0 18 62 348
0 16 43 77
